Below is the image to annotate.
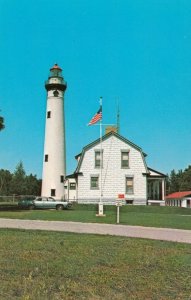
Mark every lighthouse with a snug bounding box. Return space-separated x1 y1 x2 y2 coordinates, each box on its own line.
41 64 67 199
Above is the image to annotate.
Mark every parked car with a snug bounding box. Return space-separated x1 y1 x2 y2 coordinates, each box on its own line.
18 196 72 210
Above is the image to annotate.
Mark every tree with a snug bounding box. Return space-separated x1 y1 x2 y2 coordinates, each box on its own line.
0 115 5 131
9 162 41 196
168 169 180 193
25 174 41 195
179 165 191 191
0 162 41 196
0 169 12 195
167 165 191 194
165 174 170 195
10 161 27 195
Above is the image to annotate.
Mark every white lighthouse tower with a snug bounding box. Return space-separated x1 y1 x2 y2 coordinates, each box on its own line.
41 64 67 199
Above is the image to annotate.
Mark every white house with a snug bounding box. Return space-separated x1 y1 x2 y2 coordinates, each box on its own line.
66 132 166 205
166 191 191 208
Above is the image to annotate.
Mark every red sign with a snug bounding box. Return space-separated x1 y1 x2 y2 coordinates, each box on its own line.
118 194 125 199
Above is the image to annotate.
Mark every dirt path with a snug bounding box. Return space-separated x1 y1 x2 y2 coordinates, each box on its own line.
0 218 191 244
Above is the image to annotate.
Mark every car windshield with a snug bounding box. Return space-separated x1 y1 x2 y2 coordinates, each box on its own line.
48 197 55 201
36 198 42 201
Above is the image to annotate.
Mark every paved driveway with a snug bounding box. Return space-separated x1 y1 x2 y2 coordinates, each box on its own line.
0 218 191 244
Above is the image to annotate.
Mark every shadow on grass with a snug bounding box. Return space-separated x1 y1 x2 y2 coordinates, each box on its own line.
0 204 23 211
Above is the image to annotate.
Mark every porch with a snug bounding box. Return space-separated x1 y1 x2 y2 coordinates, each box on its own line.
146 167 166 205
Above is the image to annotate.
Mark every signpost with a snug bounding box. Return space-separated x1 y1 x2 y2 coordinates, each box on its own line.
116 194 124 224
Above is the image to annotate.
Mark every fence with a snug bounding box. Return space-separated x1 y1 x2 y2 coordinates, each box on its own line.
0 195 36 203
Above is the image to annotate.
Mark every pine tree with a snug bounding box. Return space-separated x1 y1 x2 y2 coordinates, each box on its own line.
0 170 12 195
179 165 191 191
10 162 27 195
169 169 180 193
0 116 5 131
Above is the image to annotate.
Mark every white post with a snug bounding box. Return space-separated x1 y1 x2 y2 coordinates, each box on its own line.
97 97 105 216
117 206 120 224
100 96 102 203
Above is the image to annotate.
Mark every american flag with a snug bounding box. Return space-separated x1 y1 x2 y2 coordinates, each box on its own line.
88 107 102 125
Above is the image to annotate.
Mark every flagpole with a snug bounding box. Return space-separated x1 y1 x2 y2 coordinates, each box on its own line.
87 98 119 217
88 97 105 216
96 96 105 216
100 96 102 204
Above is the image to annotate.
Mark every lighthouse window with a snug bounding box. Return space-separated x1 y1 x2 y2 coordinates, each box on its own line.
47 111 51 118
45 154 48 162
53 90 59 97
60 175 64 183
51 189 56 197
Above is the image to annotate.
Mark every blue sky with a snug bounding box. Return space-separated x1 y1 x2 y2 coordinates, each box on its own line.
0 0 191 177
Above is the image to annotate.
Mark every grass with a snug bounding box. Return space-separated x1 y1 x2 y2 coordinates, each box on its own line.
0 204 191 230
0 229 191 300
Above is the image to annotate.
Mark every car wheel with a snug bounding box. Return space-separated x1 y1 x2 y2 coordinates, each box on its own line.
28 205 35 210
56 204 64 211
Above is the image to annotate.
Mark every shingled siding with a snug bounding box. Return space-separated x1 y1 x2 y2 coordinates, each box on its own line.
77 135 147 205
77 198 147 205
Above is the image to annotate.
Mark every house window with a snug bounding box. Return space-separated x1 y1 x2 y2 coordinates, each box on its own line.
95 150 103 168
90 176 99 189
126 199 133 205
47 111 51 118
126 176 134 194
45 154 48 162
121 151 129 168
70 183 76 190
51 189 56 197
60 175 64 183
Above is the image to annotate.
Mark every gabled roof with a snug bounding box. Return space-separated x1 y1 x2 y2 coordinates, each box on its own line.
147 167 167 178
166 191 191 199
75 131 148 173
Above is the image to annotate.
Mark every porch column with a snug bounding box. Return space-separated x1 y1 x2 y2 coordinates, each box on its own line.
154 181 158 199
157 181 160 200
162 179 165 200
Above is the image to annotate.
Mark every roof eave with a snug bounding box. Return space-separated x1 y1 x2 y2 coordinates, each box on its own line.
66 172 83 179
148 167 167 177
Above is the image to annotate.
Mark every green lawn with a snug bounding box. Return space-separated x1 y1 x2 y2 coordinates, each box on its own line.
0 229 191 300
0 204 191 230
